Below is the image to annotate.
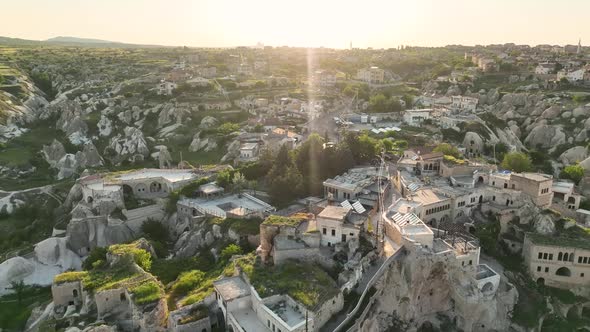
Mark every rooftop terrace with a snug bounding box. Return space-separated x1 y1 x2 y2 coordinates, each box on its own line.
114 169 197 183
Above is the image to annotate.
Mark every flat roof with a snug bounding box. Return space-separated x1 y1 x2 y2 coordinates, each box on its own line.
513 172 553 182
318 206 349 220
179 193 274 218
213 276 250 302
114 169 197 183
412 189 446 205
230 308 271 332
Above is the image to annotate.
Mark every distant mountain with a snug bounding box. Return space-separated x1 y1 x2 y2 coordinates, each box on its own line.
0 35 167 48
45 36 121 44
0 36 42 46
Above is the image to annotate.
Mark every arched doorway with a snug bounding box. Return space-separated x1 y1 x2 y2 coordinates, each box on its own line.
72 289 78 298
478 176 484 183
556 267 571 277
536 277 545 286
568 196 576 204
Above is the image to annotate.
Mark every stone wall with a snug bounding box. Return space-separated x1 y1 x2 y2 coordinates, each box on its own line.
95 287 133 321
51 281 85 308
523 234 590 289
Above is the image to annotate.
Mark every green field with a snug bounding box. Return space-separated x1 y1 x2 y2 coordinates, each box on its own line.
0 286 51 331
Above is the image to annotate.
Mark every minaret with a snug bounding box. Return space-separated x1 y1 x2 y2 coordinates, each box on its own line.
578 38 582 54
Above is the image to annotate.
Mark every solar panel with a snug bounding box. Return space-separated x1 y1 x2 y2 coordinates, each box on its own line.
352 201 366 214
408 183 420 192
340 200 353 210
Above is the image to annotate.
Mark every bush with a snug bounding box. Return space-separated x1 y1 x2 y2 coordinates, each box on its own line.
171 270 206 296
501 152 532 173
220 244 242 262
141 220 169 244
130 280 163 305
560 164 584 185
82 247 107 270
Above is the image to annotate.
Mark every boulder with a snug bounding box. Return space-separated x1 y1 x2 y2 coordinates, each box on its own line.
573 106 590 118
463 132 485 156
34 237 82 270
56 154 79 179
559 146 588 165
221 140 241 163
97 115 112 137
42 139 66 168
157 145 172 169
199 116 219 129
76 142 104 168
524 125 566 148
540 105 562 119
561 111 572 119
106 126 149 162
533 214 555 235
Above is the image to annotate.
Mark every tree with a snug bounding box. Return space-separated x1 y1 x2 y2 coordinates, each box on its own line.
369 94 388 113
220 244 242 262
216 169 233 189
561 164 585 184
232 172 247 192
501 152 532 173
82 247 108 270
141 219 169 244
8 280 26 304
433 143 461 158
402 94 414 109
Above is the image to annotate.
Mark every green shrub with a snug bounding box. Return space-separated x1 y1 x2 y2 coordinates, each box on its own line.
171 270 206 296
130 280 163 305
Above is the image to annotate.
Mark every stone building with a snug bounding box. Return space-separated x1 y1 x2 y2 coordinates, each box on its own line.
489 172 553 208
316 206 362 247
213 275 343 332
323 167 389 208
523 232 590 289
51 280 86 308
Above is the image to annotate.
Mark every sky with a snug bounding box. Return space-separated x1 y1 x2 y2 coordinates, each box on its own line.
3 0 589 48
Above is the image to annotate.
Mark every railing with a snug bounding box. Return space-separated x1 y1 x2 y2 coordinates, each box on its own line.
333 249 403 332
242 193 275 211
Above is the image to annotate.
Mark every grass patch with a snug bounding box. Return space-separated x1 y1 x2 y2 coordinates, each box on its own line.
0 286 51 331
261 214 306 227
130 280 164 305
208 217 263 235
235 254 339 309
178 305 209 325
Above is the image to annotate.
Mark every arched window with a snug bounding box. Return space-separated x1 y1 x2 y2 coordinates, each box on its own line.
569 253 574 262
558 252 563 261
564 253 569 261
556 267 572 277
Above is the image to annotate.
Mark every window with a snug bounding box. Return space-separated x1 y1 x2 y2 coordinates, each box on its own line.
493 196 496 201
558 252 563 261
548 254 553 260
492 181 495 186
543 253 548 260
322 228 326 235
584 257 588 264
350 233 354 236
581 273 585 278
331 229 335 236
538 252 543 259
537 266 541 272
545 267 549 273
469 260 472 265
579 257 583 263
